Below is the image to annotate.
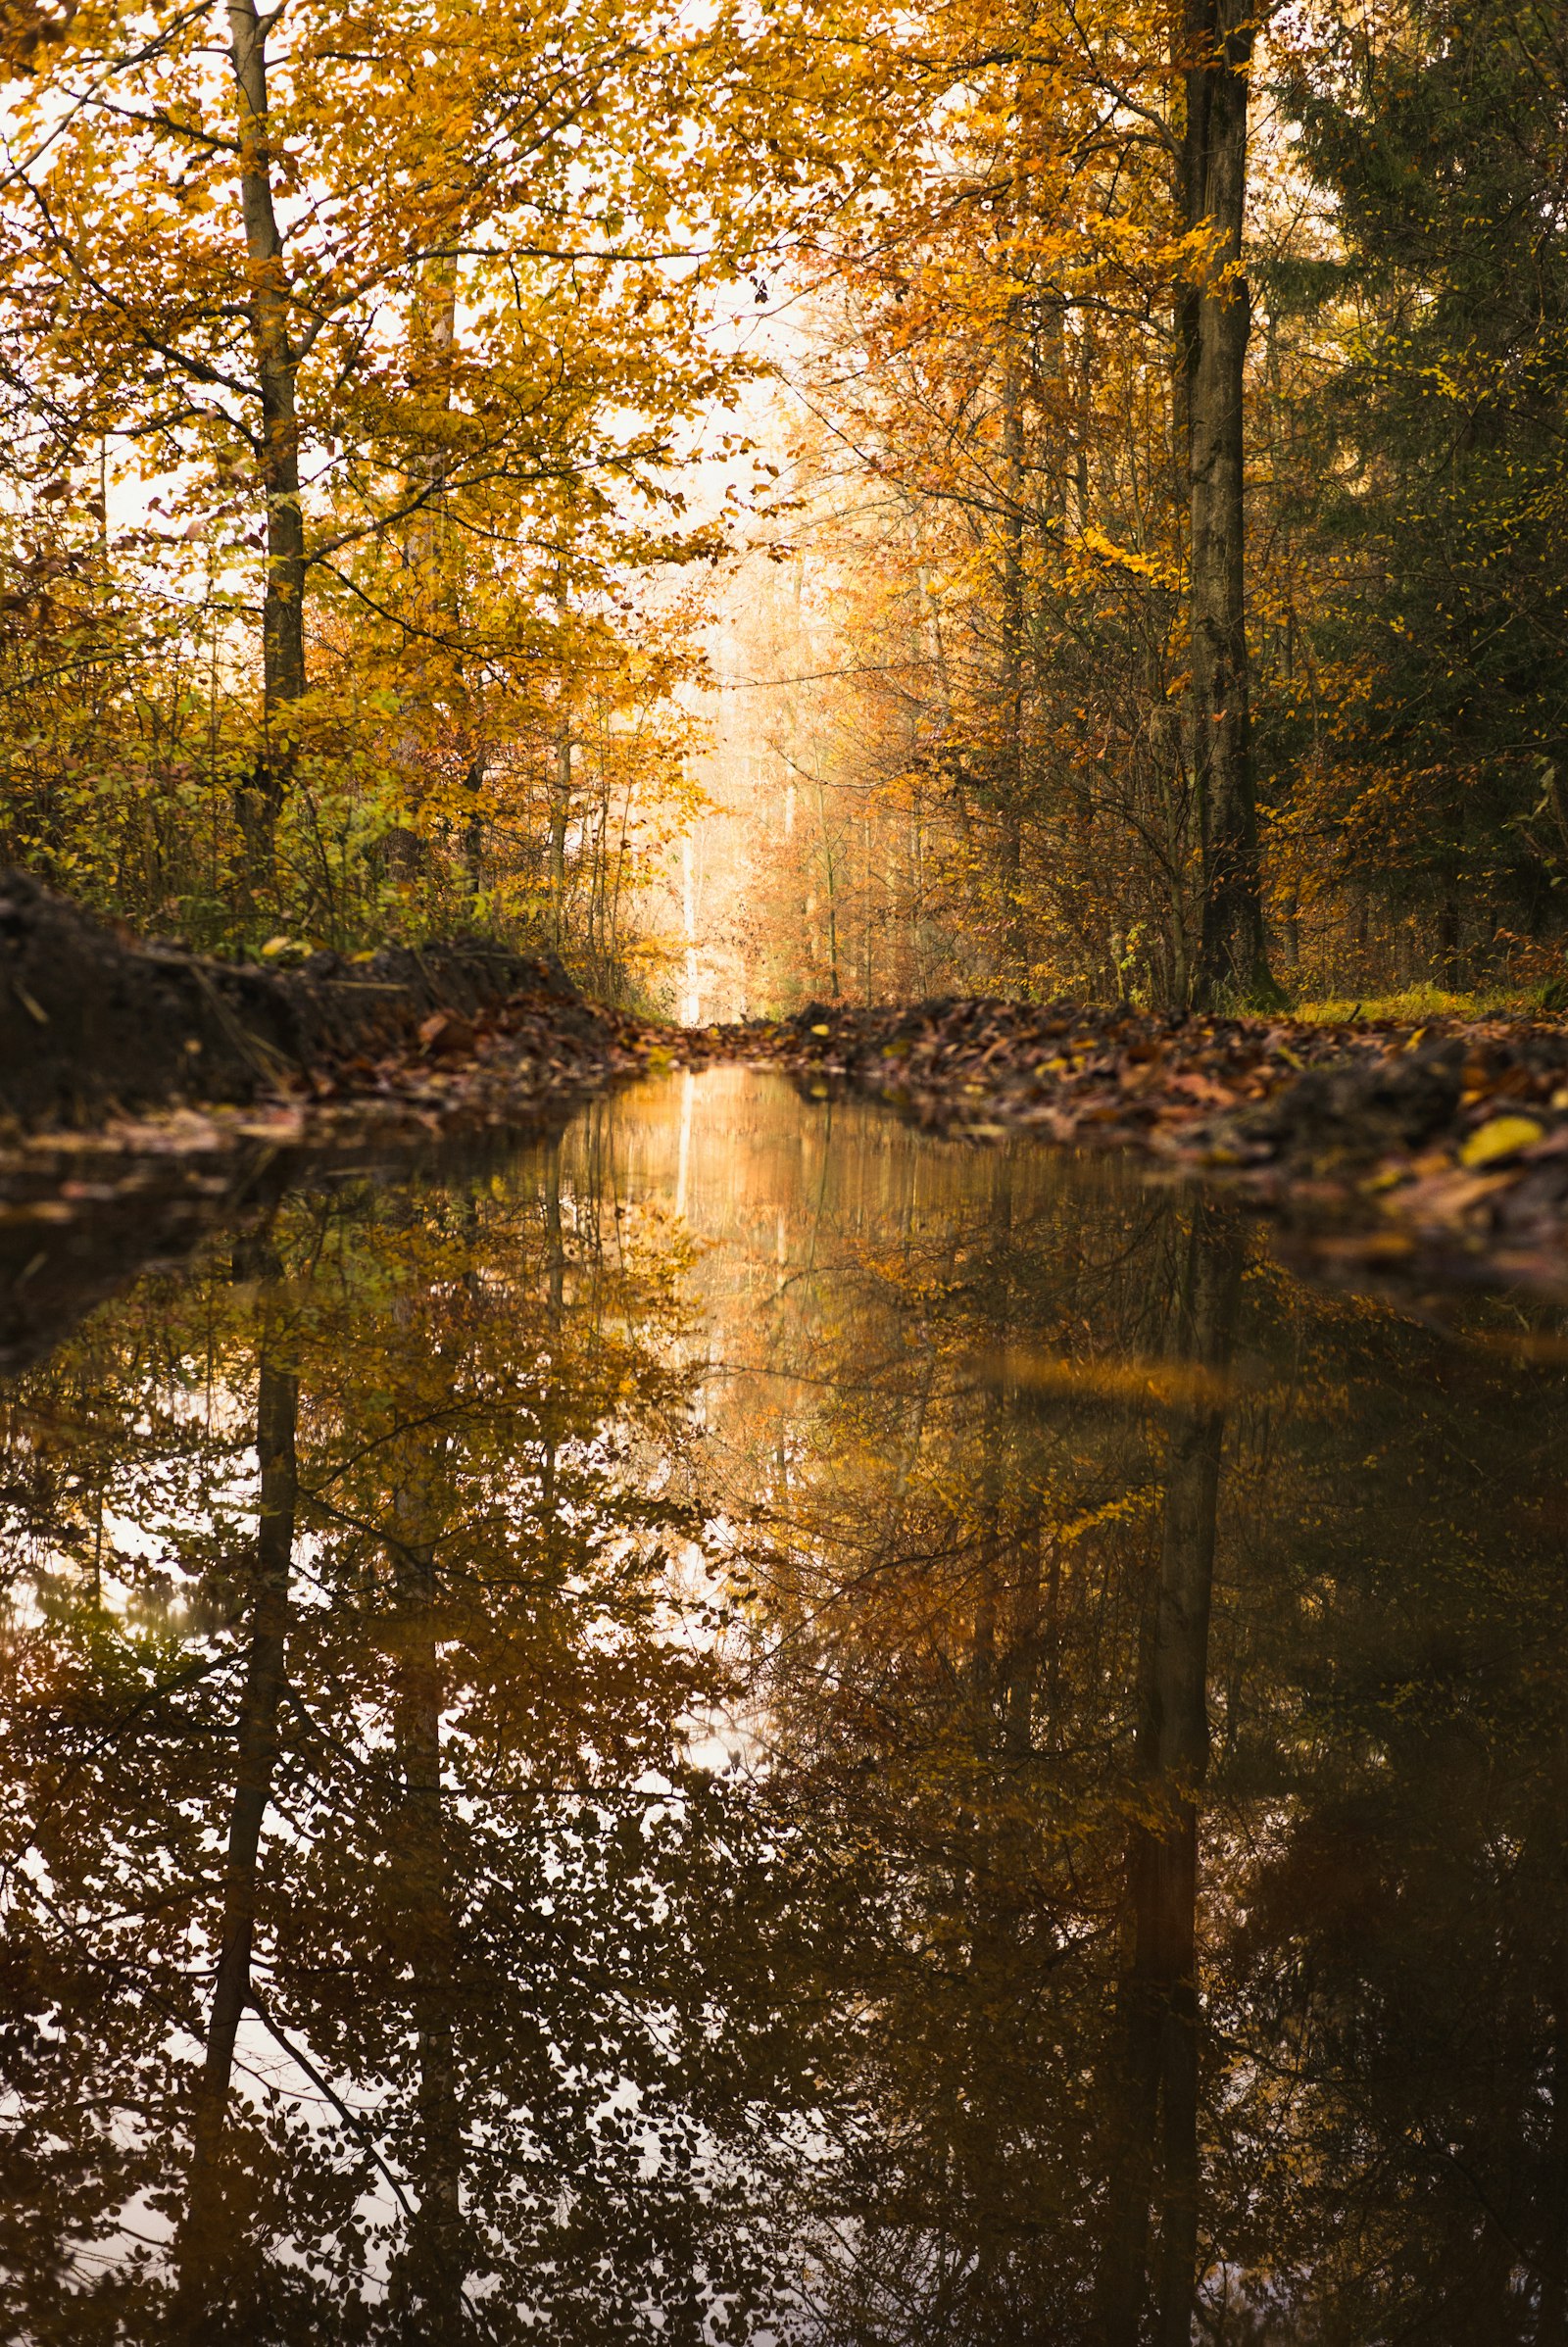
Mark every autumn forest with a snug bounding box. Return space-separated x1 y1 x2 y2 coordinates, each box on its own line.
10 4 1568 2338
1 0 1562 1012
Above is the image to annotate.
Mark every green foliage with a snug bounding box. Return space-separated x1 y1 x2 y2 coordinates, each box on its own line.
1266 0 1568 984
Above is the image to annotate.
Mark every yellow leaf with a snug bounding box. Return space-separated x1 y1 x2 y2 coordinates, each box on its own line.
1459 1115 1544 1168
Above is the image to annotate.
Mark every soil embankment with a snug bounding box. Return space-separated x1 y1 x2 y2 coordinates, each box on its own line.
0 869 665 1370
11 870 1568 1297
733 998 1568 1291
0 865 638 1129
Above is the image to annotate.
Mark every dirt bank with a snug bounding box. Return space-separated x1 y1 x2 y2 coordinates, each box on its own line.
0 866 621 1128
0 869 670 1369
723 997 1568 1292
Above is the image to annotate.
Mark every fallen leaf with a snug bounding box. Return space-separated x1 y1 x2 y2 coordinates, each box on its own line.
1460 1115 1544 1168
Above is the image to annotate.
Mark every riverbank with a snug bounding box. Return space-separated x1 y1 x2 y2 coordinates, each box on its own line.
0 865 662 1131
11 869 1568 1295
735 998 1568 1293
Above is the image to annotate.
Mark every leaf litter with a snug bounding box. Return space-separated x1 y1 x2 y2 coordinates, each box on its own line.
15 965 1568 1310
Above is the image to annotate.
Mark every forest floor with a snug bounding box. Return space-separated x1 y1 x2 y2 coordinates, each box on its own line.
9 870 1568 1313
717 997 1568 1297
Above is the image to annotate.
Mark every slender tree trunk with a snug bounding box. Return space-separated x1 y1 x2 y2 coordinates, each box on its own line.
404 258 486 884
464 745 487 905
1096 1199 1245 2346
1181 0 1275 1006
549 726 570 935
815 774 841 997
1000 324 1030 995
227 0 306 886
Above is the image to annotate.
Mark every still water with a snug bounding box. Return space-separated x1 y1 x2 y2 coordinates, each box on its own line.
1 1067 1563 2344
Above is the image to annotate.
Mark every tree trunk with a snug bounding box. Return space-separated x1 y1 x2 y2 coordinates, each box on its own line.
410 258 490 894
550 724 571 939
1000 323 1030 996
464 746 487 907
815 774 842 997
1181 0 1275 1007
227 0 306 886
1096 1199 1245 2346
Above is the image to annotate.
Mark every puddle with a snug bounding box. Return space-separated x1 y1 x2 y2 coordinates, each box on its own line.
1 1068 1564 2341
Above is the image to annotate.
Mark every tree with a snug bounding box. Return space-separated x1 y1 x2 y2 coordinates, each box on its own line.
0 0 787 947
1181 0 1279 1004
689 0 1290 1010
1267 0 1568 992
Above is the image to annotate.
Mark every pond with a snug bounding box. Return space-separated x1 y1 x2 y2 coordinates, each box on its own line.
1 1066 1564 2344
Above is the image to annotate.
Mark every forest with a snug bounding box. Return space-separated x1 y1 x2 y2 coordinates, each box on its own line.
8 6 1568 2335
2 0 1562 1014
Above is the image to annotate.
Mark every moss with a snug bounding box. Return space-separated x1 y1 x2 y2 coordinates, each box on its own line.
1295 982 1568 1025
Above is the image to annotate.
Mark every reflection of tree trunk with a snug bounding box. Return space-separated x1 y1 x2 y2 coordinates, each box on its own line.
1097 1199 1244 2347
388 1492 465 2339
1005 1494 1045 1761
945 1166 1057 2335
1535 1753 1568 2342
545 1138 565 1318
1541 1927 1568 2344
177 1258 298 2312
539 1141 565 1531
971 1160 1015 1718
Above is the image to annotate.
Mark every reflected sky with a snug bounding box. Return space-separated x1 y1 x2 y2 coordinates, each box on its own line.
2 1069 1566 2344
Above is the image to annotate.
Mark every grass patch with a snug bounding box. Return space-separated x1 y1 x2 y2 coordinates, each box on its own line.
1294 981 1567 1025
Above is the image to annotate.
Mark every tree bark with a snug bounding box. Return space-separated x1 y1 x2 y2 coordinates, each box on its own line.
1181 0 1275 1006
464 745 487 906
1000 325 1030 996
227 0 306 884
410 258 490 895
550 723 571 937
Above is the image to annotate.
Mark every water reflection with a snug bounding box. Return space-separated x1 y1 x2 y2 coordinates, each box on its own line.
3 1068 1567 2341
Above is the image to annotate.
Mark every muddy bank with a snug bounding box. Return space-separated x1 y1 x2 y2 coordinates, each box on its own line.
0 865 614 1128
14 866 1568 1298
723 997 1568 1291
0 869 673 1364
